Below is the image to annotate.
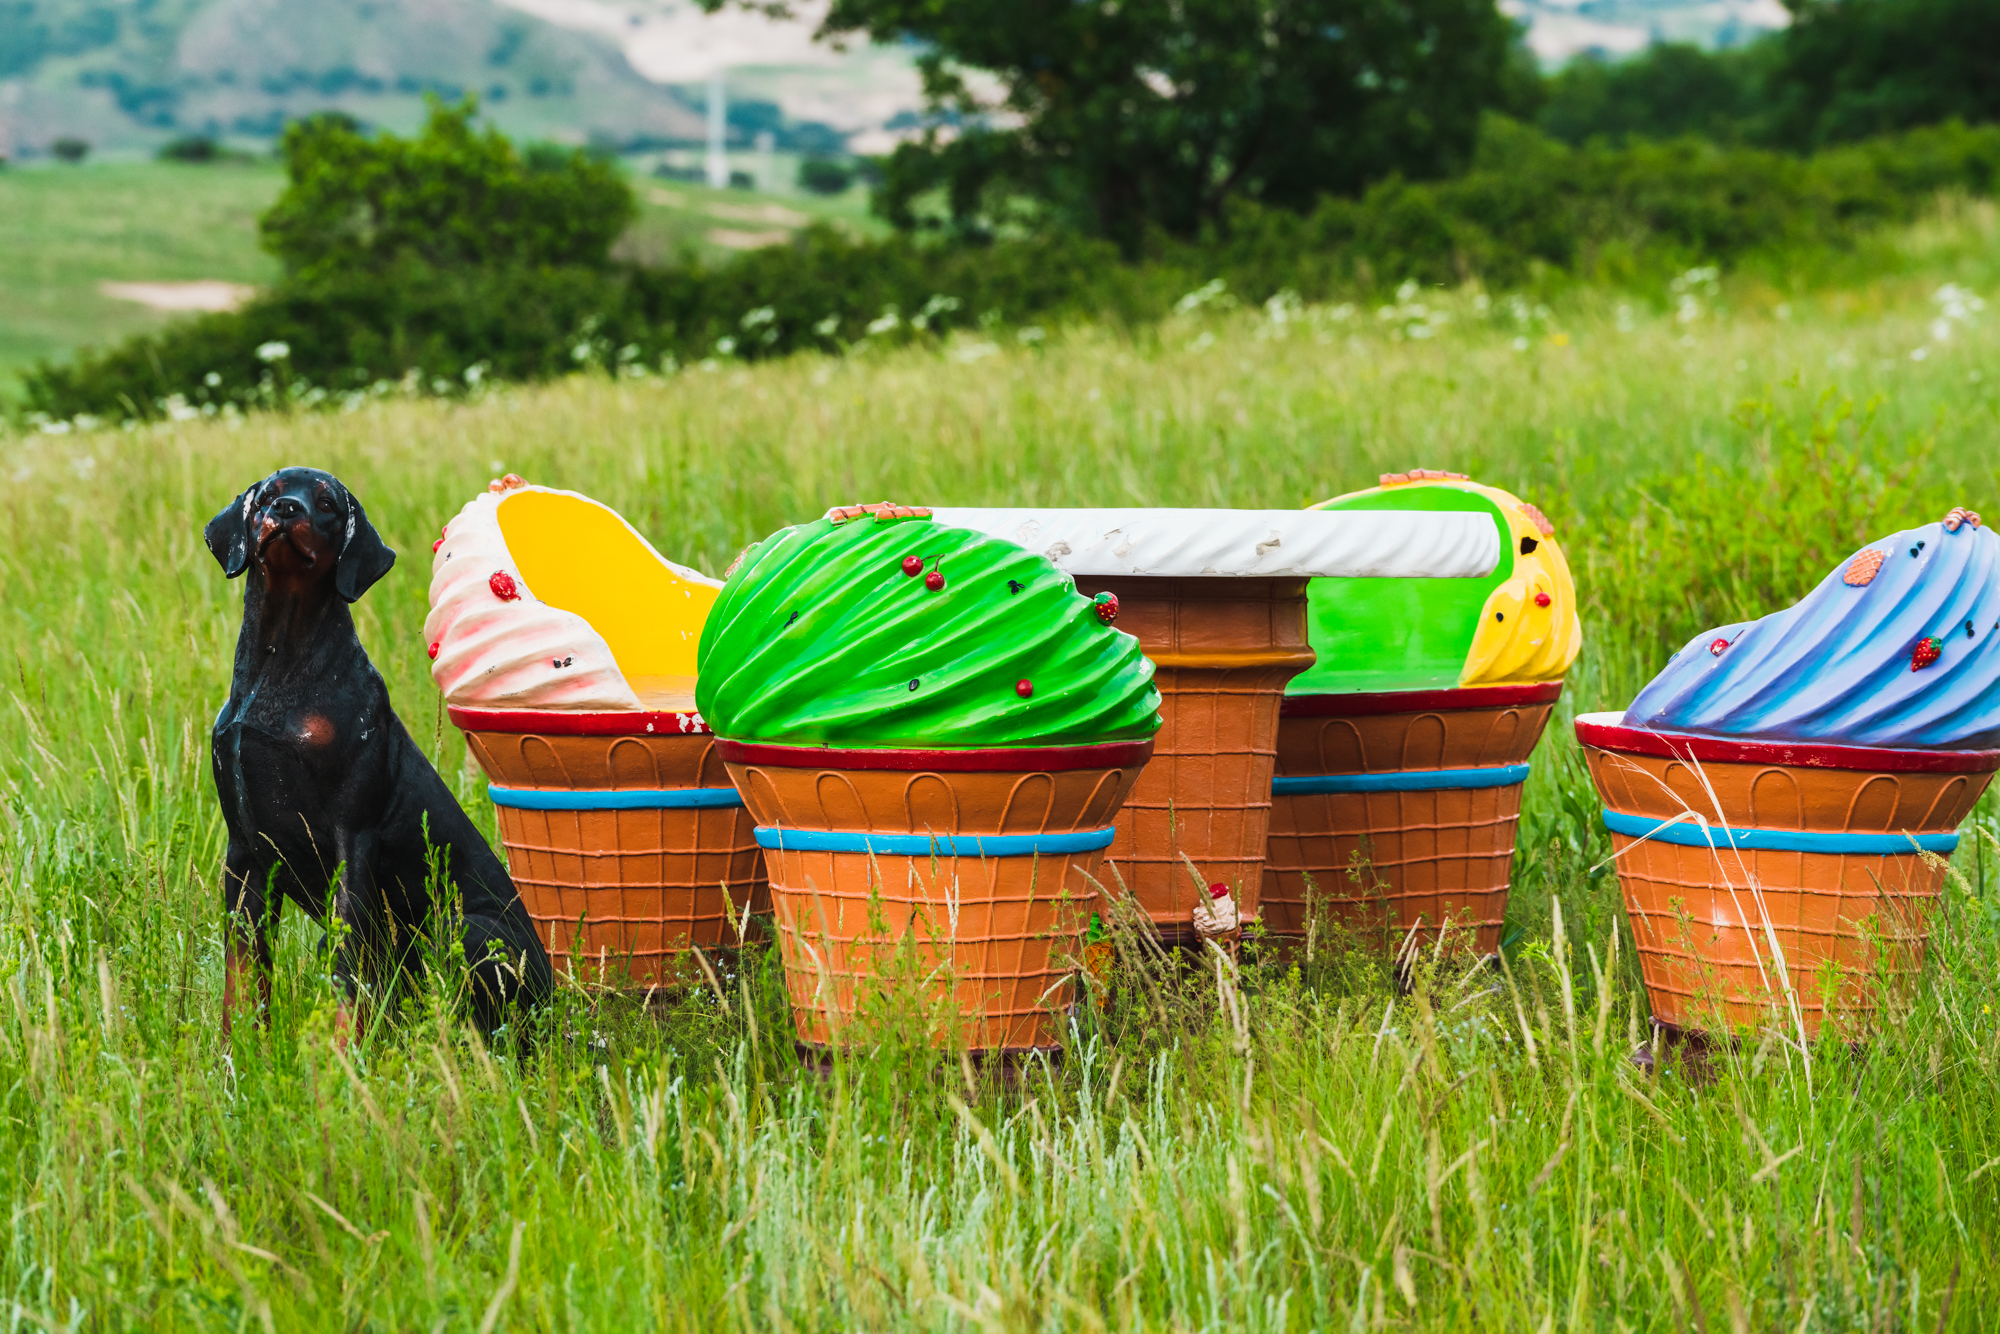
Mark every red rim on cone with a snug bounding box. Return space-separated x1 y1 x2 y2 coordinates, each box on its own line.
1071 577 1313 942
1263 682 1561 957
719 738 1151 1054
1577 712 1999 1036
452 706 769 985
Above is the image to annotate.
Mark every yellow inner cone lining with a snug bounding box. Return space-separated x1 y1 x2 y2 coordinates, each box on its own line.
496 489 719 707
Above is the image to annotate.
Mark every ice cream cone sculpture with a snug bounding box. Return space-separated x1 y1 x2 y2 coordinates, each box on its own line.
1586 508 2000 1037
930 504 1503 943
426 475 767 985
1262 473 1581 957
697 502 1160 1055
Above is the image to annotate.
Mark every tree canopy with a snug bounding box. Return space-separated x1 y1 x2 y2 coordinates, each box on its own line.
800 0 1525 251
259 101 635 283
1539 0 2000 150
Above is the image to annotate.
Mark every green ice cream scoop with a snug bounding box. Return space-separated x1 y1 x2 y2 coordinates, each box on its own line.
696 512 1162 748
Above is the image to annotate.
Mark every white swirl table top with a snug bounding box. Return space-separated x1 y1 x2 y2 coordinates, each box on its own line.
924 507 1500 579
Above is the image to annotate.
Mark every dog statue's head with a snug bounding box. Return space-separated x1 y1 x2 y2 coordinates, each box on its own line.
205 467 396 603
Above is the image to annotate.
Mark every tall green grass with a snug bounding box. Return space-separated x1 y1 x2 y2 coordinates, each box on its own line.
2 207 1999 1329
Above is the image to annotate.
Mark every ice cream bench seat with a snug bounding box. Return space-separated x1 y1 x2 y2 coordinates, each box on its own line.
695 503 1162 1056
929 503 1501 943
1263 473 1582 961
1586 507 2000 1038
426 477 768 985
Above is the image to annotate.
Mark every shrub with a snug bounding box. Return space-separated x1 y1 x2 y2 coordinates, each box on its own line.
20 118 2000 425
51 137 89 163
259 102 634 284
798 157 854 196
158 135 220 162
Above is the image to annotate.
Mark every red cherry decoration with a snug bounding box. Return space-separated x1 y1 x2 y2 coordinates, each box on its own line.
428 641 441 660
1093 591 1120 624
925 570 945 591
1912 636 1943 671
1534 591 1552 608
1709 638 1730 657
432 537 445 553
901 555 924 577
1016 679 1033 698
1208 883 1230 900
490 570 520 601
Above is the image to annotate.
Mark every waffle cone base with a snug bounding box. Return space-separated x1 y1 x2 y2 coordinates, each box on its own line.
727 756 1143 1052
1263 695 1556 957
1583 737 1993 1036
1077 577 1312 940
462 729 768 986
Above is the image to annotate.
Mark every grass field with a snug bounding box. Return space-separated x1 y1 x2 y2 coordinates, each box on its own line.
3 204 2000 1331
0 158 875 391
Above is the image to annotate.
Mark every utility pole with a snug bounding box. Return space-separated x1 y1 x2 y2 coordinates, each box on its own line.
705 69 728 189
754 130 775 192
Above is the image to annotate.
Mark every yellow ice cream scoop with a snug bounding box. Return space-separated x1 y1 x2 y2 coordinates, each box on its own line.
1290 470 1582 693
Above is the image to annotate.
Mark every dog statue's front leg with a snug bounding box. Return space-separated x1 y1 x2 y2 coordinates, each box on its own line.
329 827 384 1050
220 840 273 1047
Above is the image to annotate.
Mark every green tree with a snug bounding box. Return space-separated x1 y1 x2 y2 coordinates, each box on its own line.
781 0 1524 251
1538 43 1767 145
1763 0 2000 148
259 100 635 283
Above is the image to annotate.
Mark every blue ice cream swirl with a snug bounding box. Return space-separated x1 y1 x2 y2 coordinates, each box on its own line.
1622 515 2000 750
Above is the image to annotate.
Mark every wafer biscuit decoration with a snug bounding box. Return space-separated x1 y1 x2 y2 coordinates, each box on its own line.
1291 472 1581 694
427 477 721 711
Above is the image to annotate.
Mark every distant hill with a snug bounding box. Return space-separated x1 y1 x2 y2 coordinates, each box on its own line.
0 0 1790 161
0 0 919 158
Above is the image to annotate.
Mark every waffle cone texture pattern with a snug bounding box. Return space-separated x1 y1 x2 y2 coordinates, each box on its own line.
724 745 1147 1052
1263 686 1558 957
1578 715 1998 1036
460 720 767 984
1074 577 1314 940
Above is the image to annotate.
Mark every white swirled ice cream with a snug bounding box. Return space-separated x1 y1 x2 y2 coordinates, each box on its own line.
1623 509 2000 748
425 477 721 711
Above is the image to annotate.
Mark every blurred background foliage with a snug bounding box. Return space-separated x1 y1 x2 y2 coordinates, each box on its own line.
11 0 2000 423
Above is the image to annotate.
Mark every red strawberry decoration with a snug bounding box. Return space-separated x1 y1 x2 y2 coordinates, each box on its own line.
1911 637 1943 671
489 570 520 601
1093 591 1120 624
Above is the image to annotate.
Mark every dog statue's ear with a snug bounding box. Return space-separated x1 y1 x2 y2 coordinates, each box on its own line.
334 492 397 603
204 486 258 579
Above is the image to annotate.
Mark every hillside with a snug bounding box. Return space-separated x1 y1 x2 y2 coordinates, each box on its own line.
0 156 884 388
0 0 916 158
0 0 1785 162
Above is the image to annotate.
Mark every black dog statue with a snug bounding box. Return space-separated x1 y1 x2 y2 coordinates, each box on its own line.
205 467 552 1040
